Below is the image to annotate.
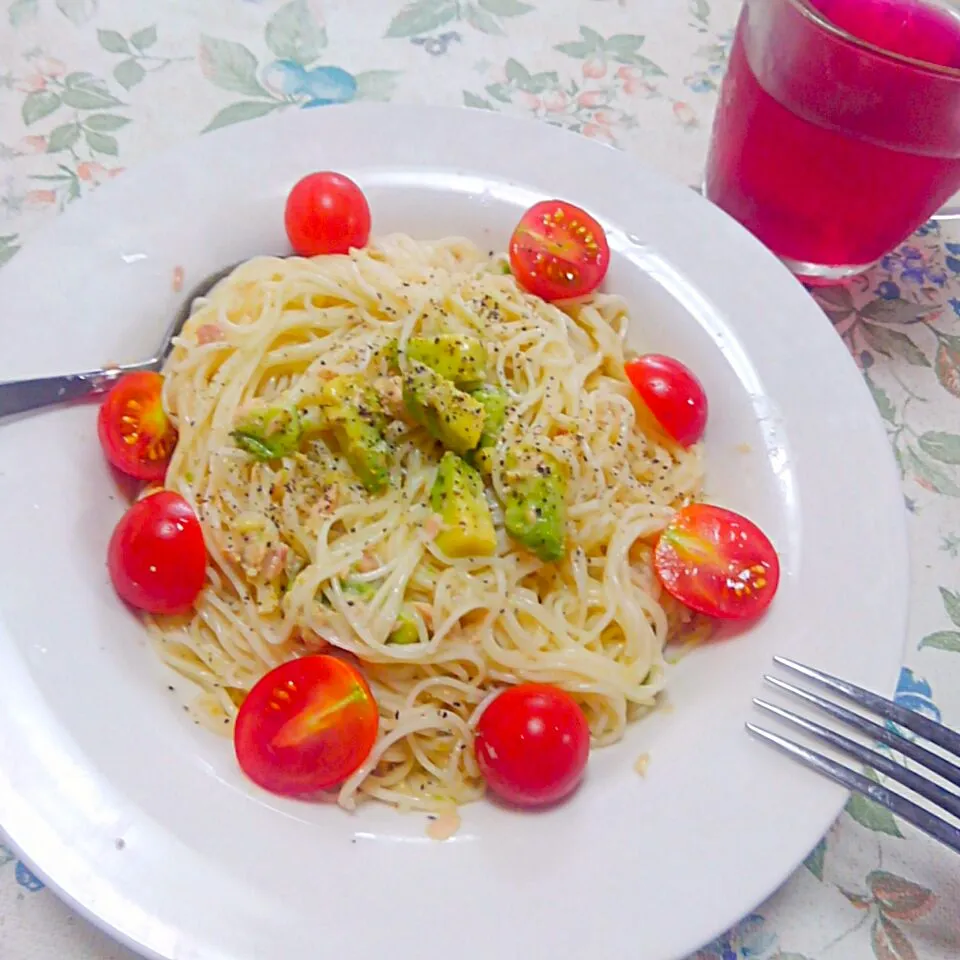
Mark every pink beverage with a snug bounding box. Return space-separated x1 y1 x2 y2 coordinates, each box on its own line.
705 0 960 283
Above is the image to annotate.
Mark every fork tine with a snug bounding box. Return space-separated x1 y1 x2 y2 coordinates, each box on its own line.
764 675 960 790
746 723 960 854
754 699 960 820
774 656 960 758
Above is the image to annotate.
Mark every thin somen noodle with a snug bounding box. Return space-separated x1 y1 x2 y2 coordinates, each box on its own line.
152 235 703 812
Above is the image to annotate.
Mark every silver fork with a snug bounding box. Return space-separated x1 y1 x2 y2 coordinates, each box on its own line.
747 656 960 854
0 261 241 420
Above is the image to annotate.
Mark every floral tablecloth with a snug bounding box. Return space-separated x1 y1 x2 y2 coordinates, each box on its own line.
1 1 959 958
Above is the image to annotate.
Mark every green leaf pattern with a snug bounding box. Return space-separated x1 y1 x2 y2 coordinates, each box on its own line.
199 36 268 97
353 70 400 102
22 89 62 125
265 1 327 65
0 234 21 267
8 0 38 27
845 792 905 839
55 0 97 25
803 837 825 881
131 25 157 52
384 0 531 38
1 6 960 960
203 100 283 133
385 0 459 38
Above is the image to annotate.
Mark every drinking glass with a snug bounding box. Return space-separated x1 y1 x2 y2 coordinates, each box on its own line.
705 0 960 284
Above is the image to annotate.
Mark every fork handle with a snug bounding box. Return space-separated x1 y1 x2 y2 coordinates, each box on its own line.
0 360 156 419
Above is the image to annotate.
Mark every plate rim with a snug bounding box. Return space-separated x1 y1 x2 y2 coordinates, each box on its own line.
0 103 909 960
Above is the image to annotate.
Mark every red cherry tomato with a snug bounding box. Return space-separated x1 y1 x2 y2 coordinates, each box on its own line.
234 655 379 796
475 683 590 807
284 171 371 257
98 372 178 482
108 491 206 614
654 504 779 620
509 200 610 302
625 354 707 447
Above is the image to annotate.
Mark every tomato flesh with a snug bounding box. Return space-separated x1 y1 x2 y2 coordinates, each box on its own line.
98 372 178 482
108 490 206 614
475 683 590 807
234 655 379 796
509 200 610 302
625 354 707 447
284 171 371 257
654 504 779 620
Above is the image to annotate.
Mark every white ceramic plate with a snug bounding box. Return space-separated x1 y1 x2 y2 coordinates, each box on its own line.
0 105 907 960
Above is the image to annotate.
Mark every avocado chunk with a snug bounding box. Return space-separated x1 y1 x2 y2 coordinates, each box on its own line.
405 335 486 386
333 414 390 493
342 580 422 644
375 338 400 375
297 401 330 438
305 375 390 493
502 445 567 562
467 385 509 475
342 578 377 601
429 452 497 558
387 605 422 645
402 361 485 455
232 403 301 460
316 375 387 429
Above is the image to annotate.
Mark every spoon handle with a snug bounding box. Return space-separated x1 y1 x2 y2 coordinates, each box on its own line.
0 361 156 418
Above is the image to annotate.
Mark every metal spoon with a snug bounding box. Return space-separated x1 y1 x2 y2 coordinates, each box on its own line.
0 261 240 420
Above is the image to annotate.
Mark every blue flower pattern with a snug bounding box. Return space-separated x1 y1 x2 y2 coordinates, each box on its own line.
684 30 732 94
262 60 357 107
880 245 949 288
876 279 901 300
893 667 941 724
695 914 777 960
0 843 45 893
411 32 462 56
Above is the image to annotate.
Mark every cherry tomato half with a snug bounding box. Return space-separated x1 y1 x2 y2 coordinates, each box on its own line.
625 354 707 448
108 491 206 614
98 372 178 482
654 504 780 620
234 655 379 796
509 200 610 302
284 171 371 257
475 683 590 807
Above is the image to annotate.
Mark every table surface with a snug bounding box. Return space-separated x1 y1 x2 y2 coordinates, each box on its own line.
1 1 959 958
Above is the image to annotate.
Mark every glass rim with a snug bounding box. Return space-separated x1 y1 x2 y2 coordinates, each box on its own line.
788 0 960 80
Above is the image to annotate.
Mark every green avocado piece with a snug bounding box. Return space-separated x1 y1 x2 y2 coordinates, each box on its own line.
305 375 391 493
405 335 486 386
387 605 422 645
342 578 377 600
466 385 509 475
375 338 400 375
333 417 389 493
402 360 485 455
232 403 301 460
502 445 567 562
429 452 497 558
